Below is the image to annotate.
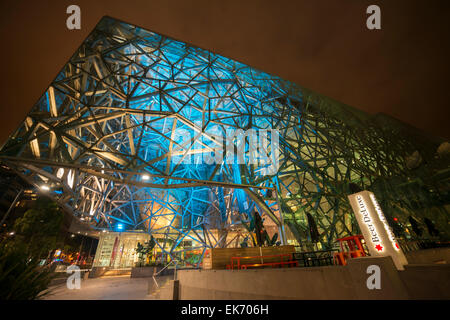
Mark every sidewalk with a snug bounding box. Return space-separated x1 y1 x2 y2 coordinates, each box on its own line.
43 275 156 300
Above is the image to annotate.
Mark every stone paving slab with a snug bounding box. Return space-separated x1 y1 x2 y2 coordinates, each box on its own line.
43 275 156 300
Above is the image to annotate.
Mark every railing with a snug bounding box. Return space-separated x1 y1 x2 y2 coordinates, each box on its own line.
293 249 339 267
152 261 174 289
398 238 450 253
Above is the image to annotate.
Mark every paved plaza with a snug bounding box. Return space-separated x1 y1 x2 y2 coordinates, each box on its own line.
43 275 170 300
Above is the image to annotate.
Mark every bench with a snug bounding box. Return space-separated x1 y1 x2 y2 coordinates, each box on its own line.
240 260 298 269
226 253 297 270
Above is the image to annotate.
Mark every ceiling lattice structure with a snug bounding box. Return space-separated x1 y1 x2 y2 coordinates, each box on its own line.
1 17 448 262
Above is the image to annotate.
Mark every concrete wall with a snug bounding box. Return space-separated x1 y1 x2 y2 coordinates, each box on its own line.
131 266 174 278
405 248 450 264
89 267 131 278
399 264 450 299
49 270 90 286
176 256 450 300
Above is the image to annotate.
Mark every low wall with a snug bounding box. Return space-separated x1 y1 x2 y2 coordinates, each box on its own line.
405 247 450 264
399 264 450 299
203 246 295 270
49 270 90 286
176 256 450 300
131 266 174 278
89 267 131 278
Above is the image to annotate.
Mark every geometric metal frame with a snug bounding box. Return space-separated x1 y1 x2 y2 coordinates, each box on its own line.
0 16 447 263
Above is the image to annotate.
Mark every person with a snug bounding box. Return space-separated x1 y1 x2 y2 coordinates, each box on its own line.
408 216 423 237
240 236 249 248
424 217 439 237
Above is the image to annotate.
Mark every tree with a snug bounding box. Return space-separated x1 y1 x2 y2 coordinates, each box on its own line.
408 216 423 237
135 236 156 266
239 212 279 247
254 211 264 247
306 213 320 243
12 198 64 259
0 240 55 299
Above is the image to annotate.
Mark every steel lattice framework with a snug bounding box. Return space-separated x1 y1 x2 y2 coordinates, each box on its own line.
1 17 448 261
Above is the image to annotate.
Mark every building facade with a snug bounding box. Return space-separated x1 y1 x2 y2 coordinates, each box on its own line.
0 16 448 265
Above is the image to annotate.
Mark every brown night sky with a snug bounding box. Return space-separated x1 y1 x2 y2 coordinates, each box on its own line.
0 0 449 145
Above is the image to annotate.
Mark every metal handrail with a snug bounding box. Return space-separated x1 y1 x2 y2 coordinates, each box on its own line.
152 260 174 289
293 249 339 267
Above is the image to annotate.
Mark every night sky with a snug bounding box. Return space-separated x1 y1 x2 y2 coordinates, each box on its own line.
0 0 449 145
